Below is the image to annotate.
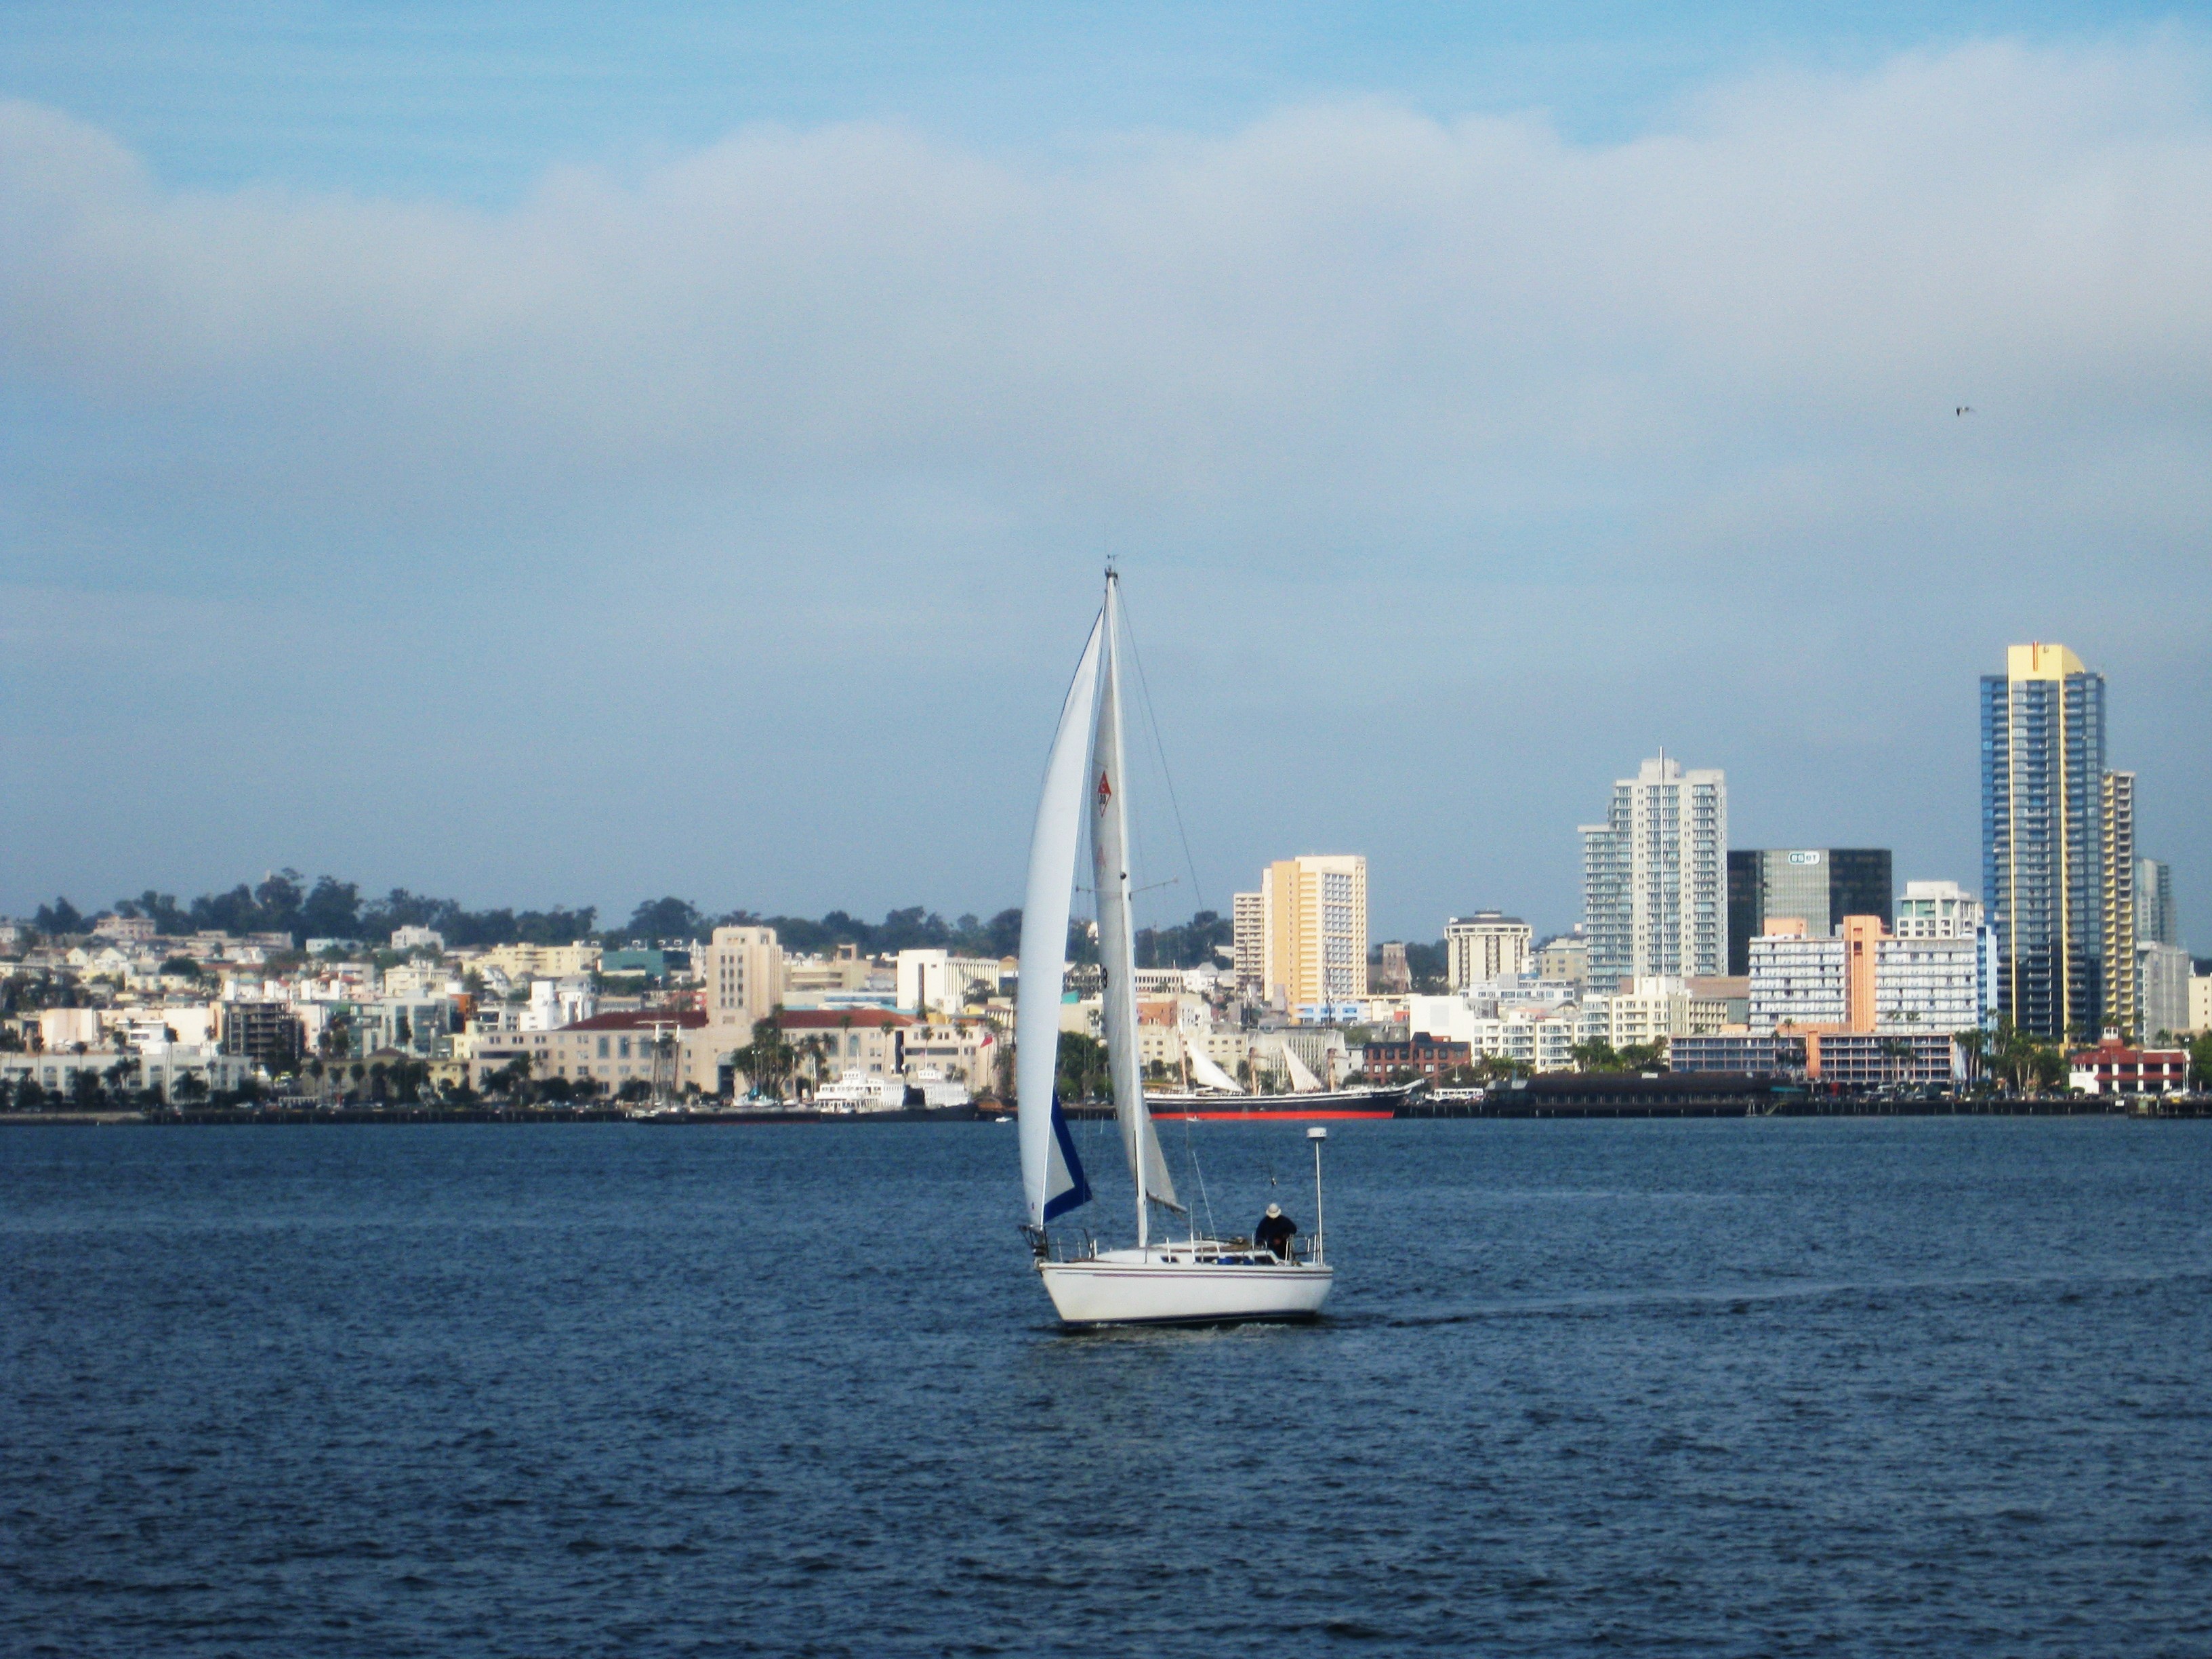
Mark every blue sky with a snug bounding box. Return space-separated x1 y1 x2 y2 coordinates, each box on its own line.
3 3 2209 945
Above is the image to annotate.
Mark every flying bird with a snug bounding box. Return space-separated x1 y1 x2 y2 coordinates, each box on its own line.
1956 405 1973 416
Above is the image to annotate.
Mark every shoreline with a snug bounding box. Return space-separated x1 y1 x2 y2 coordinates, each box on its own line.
3 1098 2207 1126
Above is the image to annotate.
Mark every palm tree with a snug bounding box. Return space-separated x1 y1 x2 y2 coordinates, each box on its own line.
1955 1025 1992 1087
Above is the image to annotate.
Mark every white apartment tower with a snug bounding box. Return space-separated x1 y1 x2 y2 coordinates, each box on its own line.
1231 892 1265 992
1445 912 1533 989
1581 754 1727 985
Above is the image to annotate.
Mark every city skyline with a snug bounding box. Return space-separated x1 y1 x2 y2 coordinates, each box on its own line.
4 13 2210 942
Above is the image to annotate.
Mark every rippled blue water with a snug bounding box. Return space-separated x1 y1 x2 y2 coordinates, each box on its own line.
3 1118 2209 1656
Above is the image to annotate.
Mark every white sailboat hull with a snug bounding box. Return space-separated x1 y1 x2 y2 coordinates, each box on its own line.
1038 1249 1333 1326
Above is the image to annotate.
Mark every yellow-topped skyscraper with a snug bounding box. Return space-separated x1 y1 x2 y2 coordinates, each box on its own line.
1981 642 2107 1039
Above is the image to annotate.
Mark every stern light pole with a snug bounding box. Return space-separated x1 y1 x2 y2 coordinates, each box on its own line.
1307 1126 1328 1265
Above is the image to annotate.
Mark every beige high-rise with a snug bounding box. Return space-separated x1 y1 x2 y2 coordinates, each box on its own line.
701 925 783 1033
1231 892 1265 992
1260 856 1368 1010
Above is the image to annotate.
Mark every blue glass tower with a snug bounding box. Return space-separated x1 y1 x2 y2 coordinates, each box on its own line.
1980 643 2106 1040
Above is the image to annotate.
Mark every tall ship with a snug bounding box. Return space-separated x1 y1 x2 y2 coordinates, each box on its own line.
1144 1040 1408 1121
1015 569 1336 1326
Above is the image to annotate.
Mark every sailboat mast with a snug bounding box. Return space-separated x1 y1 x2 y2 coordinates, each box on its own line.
1092 570 1145 1250
1106 574 1147 1248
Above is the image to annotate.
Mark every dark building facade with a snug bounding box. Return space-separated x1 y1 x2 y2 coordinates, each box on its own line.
1361 1034 1472 1081
218 1003 305 1073
1726 848 1893 975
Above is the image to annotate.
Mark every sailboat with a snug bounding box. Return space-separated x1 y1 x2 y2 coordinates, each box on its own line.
1016 569 1334 1326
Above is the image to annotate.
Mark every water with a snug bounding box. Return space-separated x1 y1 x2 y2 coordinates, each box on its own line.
3 1118 2208 1656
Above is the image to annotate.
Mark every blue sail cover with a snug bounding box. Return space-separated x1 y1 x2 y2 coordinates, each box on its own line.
1042 1096 1092 1221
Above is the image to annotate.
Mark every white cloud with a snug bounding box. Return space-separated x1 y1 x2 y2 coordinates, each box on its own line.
3 37 2208 534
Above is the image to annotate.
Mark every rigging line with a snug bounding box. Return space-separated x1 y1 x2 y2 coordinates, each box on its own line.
1115 587 1206 922
1180 1110 1218 1245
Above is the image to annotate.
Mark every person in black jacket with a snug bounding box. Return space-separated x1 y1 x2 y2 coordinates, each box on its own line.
1254 1202 1298 1261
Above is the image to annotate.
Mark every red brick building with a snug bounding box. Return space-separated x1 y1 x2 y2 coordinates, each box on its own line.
1361 1033 1472 1081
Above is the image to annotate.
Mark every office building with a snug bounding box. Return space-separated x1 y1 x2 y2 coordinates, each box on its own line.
1535 935 1588 986
1725 848 1891 975
1445 912 1532 989
701 925 783 1032
1231 892 1264 992
895 949 1000 1015
218 1002 306 1071
1982 642 2106 1038
2135 859 2178 948
1581 755 1727 985
1259 856 1368 1008
1374 941 1412 994
2101 771 2137 1038
2137 943 2192 1041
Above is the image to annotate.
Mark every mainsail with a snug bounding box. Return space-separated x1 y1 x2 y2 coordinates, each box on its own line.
1016 613 1104 1227
1089 577 1182 1239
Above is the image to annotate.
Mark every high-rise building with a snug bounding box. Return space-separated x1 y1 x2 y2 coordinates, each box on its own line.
1582 755 1727 985
1445 912 1533 989
2137 942 2192 1040
1982 642 2106 1038
1259 856 1368 1009
1231 892 1265 992
2135 859 2178 948
1375 941 1412 994
1725 848 1893 974
1893 880 1984 939
701 925 783 1033
2101 770 2137 1038
1748 916 1980 1036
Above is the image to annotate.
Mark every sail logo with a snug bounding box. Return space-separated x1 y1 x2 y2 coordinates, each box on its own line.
1095 770 1112 812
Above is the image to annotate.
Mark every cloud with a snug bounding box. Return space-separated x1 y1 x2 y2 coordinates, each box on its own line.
1 37 2209 930
3 39 2208 535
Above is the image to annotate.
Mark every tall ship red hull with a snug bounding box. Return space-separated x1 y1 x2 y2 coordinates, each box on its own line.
1145 1086 1410 1122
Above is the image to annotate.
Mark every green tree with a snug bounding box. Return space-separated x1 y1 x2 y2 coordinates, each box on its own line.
2188 1031 2212 1091
745 1016 794 1099
1570 1039 1622 1072
1055 1031 1107 1103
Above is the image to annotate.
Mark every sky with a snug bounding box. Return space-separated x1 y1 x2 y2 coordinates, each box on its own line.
3 3 2209 947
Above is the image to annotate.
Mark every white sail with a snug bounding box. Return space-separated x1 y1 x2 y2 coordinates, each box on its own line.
1089 577 1181 1237
1016 611 1105 1228
1282 1042 1324 1093
1185 1046 1245 1094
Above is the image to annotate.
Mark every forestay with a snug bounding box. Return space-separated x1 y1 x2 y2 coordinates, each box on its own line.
1088 577 1181 1240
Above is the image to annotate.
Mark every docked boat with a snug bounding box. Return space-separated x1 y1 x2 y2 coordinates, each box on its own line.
1015 569 1334 1326
814 1070 905 1112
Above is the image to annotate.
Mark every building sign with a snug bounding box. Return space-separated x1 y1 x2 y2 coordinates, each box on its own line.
1788 851 1823 865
